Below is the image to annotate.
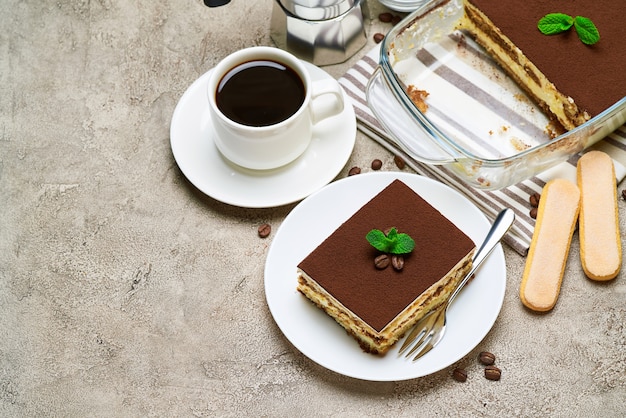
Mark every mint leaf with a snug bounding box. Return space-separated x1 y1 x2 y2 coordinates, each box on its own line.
366 229 394 253
393 233 415 254
574 16 600 45
366 228 415 255
538 13 574 35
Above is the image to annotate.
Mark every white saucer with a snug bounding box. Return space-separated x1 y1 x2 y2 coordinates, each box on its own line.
170 61 356 208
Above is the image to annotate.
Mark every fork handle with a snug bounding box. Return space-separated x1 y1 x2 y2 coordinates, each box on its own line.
447 208 515 306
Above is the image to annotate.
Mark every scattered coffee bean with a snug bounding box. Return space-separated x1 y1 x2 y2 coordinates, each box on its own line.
348 166 361 176
622 189 626 201
478 351 496 366
378 12 393 23
529 192 541 207
391 255 404 271
373 33 385 43
258 223 271 238
529 207 538 219
394 155 406 169
374 254 390 269
391 15 402 25
371 159 383 170
452 368 467 382
484 365 501 381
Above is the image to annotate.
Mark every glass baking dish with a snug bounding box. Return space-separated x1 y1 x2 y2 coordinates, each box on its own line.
366 0 626 189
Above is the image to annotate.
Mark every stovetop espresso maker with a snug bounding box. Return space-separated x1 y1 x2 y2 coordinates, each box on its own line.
270 0 368 66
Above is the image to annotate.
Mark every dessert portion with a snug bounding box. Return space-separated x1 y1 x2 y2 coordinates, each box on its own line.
297 179 476 354
577 151 622 281
520 179 580 312
459 0 625 131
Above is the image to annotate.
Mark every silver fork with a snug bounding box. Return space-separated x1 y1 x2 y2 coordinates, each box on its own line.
398 208 515 362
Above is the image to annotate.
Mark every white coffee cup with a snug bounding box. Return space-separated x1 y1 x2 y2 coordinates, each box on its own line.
207 46 345 170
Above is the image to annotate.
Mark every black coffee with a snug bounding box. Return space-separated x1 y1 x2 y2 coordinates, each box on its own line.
216 60 306 127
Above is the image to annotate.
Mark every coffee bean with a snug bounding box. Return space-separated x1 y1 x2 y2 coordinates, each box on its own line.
371 159 383 170
374 254 390 269
622 189 626 201
529 192 541 207
529 207 538 219
394 155 406 169
484 365 501 381
452 368 467 382
258 223 271 238
348 166 361 176
391 15 402 25
478 351 496 365
373 33 385 43
378 12 393 23
391 255 404 271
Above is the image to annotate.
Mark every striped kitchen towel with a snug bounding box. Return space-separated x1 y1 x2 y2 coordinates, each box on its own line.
338 45 626 255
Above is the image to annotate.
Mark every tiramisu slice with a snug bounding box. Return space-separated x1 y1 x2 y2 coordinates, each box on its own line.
297 179 475 355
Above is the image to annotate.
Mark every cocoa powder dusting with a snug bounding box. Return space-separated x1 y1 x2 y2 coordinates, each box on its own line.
297 180 475 332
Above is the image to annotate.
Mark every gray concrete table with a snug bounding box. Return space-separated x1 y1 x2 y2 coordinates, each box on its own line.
1 1 625 416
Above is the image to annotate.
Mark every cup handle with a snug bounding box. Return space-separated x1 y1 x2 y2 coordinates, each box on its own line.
309 79 345 124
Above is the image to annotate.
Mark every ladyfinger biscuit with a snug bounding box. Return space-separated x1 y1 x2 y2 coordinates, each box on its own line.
577 150 622 281
520 179 580 312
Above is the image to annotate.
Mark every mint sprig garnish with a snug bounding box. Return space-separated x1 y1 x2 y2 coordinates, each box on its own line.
366 227 415 255
573 16 600 45
537 13 574 35
538 13 600 45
